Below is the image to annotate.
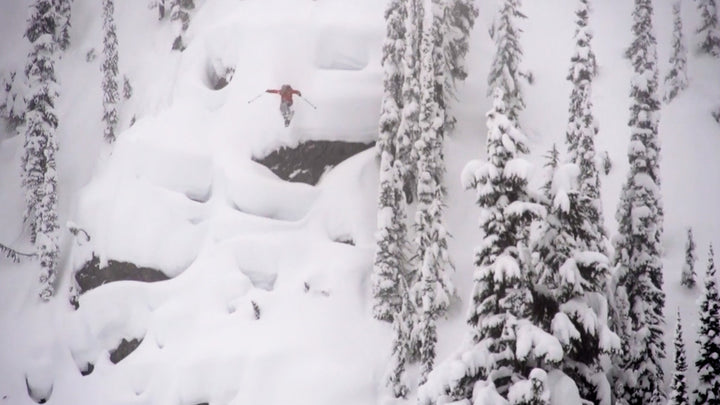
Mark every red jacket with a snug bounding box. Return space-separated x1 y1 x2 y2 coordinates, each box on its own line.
266 85 301 104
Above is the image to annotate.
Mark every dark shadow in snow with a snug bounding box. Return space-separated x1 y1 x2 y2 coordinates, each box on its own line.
75 255 169 295
253 140 375 185
110 337 143 364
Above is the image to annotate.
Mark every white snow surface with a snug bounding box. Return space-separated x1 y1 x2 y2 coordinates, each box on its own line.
1 0 719 404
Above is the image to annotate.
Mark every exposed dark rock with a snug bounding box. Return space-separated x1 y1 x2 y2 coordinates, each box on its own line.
253 140 375 185
332 235 355 246
75 255 169 294
110 338 143 364
207 64 235 90
24 376 52 404
79 362 94 376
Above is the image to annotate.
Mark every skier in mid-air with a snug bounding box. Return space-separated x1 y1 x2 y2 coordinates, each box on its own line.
266 84 302 127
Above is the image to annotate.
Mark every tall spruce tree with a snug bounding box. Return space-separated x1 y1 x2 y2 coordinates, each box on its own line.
532 160 619 405
372 0 408 324
424 89 557 403
487 0 526 125
54 0 72 52
696 0 720 56
611 1 666 403
23 0 60 300
566 0 607 256
439 0 478 131
413 8 454 383
694 244 720 405
669 309 689 405
681 228 697 288
396 0 424 204
664 1 689 103
102 0 120 143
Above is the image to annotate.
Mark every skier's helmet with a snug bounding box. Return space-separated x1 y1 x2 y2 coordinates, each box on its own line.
281 84 291 92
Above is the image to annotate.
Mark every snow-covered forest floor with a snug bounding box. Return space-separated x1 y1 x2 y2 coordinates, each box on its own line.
0 0 719 404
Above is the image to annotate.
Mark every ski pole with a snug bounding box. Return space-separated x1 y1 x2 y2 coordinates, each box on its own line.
247 92 266 104
300 96 317 110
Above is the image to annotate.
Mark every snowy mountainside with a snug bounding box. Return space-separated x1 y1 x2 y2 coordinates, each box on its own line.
0 0 719 404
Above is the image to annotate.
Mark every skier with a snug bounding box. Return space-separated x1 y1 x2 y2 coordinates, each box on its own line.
266 84 302 127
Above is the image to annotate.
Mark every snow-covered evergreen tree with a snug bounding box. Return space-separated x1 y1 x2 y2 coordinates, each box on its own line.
681 228 697 288
488 0 526 124
463 90 551 397
664 1 689 103
372 0 408 323
420 89 557 404
566 0 607 256
694 244 720 405
541 144 560 199
695 0 720 56
386 277 414 398
567 0 597 81
23 0 61 300
102 0 120 143
611 1 666 403
0 71 27 128
532 160 619 405
669 309 689 405
439 0 478 131
54 0 72 52
412 13 454 383
396 0 424 204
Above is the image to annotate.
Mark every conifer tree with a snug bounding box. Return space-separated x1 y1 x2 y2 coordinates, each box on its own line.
439 0 478 131
695 0 720 56
532 157 619 405
488 0 526 124
0 71 26 128
23 0 60 300
541 144 560 199
669 309 689 405
372 0 408 324
566 0 606 256
681 228 697 288
694 244 720 405
386 278 414 398
102 0 120 143
413 11 454 383
423 89 557 403
396 0 424 204
611 2 665 403
664 1 689 103
54 0 72 52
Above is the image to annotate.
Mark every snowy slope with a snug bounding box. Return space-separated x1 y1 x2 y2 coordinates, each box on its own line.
1 0 719 404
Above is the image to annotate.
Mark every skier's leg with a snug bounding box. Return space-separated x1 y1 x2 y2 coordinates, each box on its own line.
280 102 292 126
